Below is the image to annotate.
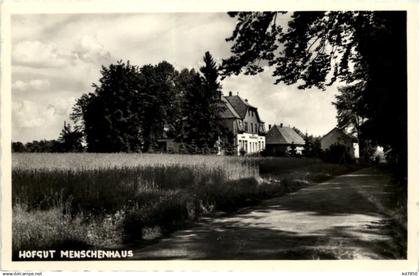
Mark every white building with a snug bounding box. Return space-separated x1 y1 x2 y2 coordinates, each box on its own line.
219 92 266 155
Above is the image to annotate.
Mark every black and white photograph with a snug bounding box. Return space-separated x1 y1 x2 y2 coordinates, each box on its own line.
1 0 419 271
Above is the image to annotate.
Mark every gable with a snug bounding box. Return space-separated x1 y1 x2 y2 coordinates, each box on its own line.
321 128 354 143
224 95 263 123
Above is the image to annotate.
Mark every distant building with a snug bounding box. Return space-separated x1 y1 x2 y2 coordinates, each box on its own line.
219 92 266 155
320 127 359 159
265 124 305 156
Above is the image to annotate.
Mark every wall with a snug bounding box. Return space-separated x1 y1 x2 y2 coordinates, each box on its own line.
242 108 261 135
321 130 355 158
236 133 265 155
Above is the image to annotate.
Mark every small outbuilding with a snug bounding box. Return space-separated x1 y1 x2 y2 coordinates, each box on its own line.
320 127 359 159
265 124 305 156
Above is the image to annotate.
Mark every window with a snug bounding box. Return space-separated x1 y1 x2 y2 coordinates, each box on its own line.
238 120 243 132
250 123 253 133
244 122 248 132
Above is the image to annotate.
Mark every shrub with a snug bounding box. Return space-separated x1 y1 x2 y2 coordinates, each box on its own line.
321 144 354 164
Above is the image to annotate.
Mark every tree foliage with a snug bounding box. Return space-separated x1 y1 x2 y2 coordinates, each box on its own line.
12 140 61 153
71 53 225 153
58 121 84 152
71 61 143 152
222 11 407 167
182 52 223 152
71 60 180 152
302 134 322 158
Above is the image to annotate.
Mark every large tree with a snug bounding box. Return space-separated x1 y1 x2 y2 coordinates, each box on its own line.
71 60 143 152
71 60 179 152
182 51 223 152
138 61 178 152
222 11 407 168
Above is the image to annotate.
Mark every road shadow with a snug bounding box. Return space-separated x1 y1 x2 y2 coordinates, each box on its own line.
131 167 407 260
132 217 405 260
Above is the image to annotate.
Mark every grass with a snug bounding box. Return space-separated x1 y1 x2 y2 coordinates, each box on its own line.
12 153 362 259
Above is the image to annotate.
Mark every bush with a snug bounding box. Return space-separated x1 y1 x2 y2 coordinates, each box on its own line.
321 144 354 164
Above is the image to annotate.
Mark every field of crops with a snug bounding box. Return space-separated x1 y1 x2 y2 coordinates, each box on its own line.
12 153 358 259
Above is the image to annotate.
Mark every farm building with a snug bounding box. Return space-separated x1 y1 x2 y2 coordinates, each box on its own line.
320 127 359 159
265 124 305 156
218 91 266 155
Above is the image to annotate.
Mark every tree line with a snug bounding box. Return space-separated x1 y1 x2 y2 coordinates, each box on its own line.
12 122 83 153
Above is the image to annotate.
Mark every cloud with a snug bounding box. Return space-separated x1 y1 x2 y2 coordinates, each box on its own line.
72 34 112 64
12 79 51 92
13 40 73 68
13 100 53 128
12 97 77 142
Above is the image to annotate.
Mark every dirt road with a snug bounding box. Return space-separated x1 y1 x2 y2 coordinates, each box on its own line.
130 166 406 260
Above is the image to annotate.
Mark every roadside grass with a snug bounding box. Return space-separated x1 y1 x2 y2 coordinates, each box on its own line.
12 153 362 259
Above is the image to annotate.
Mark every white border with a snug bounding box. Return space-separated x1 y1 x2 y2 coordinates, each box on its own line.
1 0 418 271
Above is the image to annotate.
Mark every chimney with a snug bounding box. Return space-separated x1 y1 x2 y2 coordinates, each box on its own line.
268 124 271 130
229 91 232 96
237 91 239 95
280 123 283 128
245 99 248 103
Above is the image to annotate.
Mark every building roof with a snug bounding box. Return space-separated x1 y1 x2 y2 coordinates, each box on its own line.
224 95 262 122
266 125 305 145
321 127 357 142
218 97 241 119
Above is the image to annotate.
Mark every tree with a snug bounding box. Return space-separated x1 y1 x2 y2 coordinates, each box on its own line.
172 68 199 143
71 60 180 152
333 82 367 158
302 134 322 158
12 142 26 152
57 121 84 152
23 140 61 152
222 11 407 170
71 60 143 152
182 51 224 152
138 61 178 152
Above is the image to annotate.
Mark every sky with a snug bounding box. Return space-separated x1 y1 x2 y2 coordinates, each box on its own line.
12 13 340 143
